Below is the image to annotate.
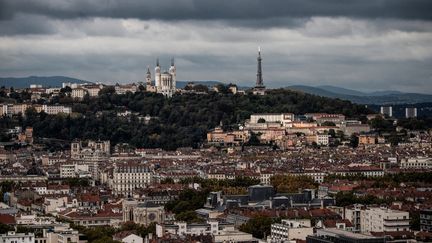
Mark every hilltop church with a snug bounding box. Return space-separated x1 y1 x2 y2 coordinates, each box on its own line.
146 58 177 97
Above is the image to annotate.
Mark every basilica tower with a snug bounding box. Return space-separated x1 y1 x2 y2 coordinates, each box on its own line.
146 66 152 87
169 58 176 88
155 58 161 91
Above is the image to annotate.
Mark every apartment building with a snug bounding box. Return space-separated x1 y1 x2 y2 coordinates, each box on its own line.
400 157 432 169
112 161 153 195
360 207 410 233
270 219 313 242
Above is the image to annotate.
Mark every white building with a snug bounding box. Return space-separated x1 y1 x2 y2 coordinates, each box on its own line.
316 133 330 146
84 84 103 97
43 224 82 243
380 106 393 117
400 157 432 169
303 171 326 183
405 107 417 118
112 162 153 195
0 232 35 243
116 233 143 243
270 219 313 242
60 163 90 178
42 105 72 115
360 207 410 233
156 220 260 242
333 166 384 177
114 83 138 95
148 58 176 97
71 88 88 99
344 204 364 232
249 113 294 127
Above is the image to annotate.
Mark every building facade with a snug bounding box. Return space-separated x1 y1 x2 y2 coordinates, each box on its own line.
420 209 432 232
0 232 35 243
123 199 165 226
405 107 417 118
71 140 110 160
360 207 410 233
271 219 313 242
112 162 153 196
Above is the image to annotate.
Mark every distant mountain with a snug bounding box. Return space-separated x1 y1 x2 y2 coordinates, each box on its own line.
317 85 367 96
287 85 432 105
318 85 403 97
0 76 90 88
368 90 403 96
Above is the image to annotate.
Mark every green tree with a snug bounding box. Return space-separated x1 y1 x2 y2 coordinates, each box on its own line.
270 175 317 193
239 216 277 239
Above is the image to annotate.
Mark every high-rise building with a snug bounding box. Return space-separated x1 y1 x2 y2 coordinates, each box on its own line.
405 107 417 118
253 47 266 95
380 106 393 117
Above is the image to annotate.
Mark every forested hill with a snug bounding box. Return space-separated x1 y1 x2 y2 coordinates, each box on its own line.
9 88 372 150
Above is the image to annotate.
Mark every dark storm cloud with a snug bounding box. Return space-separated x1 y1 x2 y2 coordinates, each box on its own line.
1 0 432 93
1 0 432 22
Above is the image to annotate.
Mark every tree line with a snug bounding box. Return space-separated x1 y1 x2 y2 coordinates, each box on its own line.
2 88 372 150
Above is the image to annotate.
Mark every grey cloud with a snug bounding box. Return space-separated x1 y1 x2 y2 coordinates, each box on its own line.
1 1 432 93
0 14 55 35
2 0 432 22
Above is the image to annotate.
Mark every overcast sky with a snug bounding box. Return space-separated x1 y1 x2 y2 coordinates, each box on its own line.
1 0 432 93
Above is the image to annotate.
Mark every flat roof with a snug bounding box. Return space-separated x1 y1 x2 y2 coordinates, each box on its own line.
318 228 381 239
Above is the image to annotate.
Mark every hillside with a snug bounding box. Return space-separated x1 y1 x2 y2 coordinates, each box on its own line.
7 89 371 150
0 76 90 88
287 85 432 105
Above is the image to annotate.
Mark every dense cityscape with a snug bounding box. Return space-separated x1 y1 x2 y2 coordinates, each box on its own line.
1 1 432 243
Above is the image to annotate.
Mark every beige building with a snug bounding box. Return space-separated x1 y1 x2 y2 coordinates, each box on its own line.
305 113 345 125
115 83 138 94
71 87 88 99
42 224 82 243
112 161 153 196
71 140 110 160
400 157 432 169
359 135 377 145
360 207 410 233
84 84 103 97
270 219 313 242
316 133 330 146
42 105 72 115
123 199 165 226
207 126 250 145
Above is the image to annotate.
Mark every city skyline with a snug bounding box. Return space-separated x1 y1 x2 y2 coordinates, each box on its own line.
1 0 432 93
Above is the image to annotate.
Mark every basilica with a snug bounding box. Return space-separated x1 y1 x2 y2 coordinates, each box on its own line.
146 58 177 97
